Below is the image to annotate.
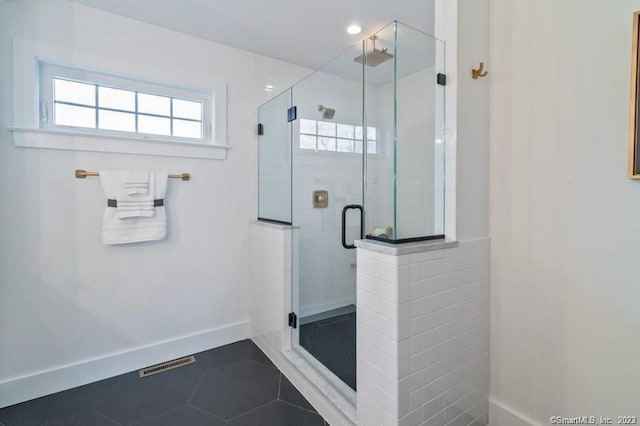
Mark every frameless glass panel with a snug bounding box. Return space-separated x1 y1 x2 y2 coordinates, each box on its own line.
300 119 317 134
98 87 135 111
55 103 95 128
291 41 364 393
98 110 135 132
317 121 336 137
337 139 354 152
394 22 444 240
364 22 445 242
138 115 170 135
173 119 201 139
138 93 170 116
364 22 396 240
317 137 336 151
300 134 317 150
54 78 95 106
337 124 355 139
257 89 292 224
173 98 202 120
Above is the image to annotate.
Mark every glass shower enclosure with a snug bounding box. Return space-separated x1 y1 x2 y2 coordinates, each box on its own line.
257 21 445 395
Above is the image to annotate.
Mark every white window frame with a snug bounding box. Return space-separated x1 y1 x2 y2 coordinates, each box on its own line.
38 60 212 143
298 118 378 154
9 37 229 160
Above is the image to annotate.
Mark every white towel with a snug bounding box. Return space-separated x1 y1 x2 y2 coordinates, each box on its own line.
114 172 155 219
100 171 169 245
123 170 149 195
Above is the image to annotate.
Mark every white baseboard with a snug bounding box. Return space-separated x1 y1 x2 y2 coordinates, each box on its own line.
489 398 539 426
0 320 250 408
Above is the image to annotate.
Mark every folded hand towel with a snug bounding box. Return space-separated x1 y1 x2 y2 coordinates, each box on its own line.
111 171 156 219
123 170 149 195
100 171 169 245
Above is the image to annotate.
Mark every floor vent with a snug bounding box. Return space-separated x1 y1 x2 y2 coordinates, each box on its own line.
138 355 196 378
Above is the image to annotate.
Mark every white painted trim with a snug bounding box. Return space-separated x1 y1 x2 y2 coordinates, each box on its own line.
11 36 229 158
9 127 229 160
0 320 250 408
489 398 539 426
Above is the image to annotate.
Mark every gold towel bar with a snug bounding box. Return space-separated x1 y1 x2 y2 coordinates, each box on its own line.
75 170 190 181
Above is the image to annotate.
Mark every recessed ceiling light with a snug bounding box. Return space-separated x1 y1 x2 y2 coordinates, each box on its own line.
347 25 362 35
265 84 274 92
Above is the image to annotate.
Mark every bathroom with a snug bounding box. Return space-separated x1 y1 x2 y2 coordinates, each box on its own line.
1 0 639 425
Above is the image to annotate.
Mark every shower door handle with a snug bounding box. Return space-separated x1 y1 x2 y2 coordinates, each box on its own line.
341 204 363 249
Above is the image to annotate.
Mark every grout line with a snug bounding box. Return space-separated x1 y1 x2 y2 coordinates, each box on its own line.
92 409 124 426
187 404 227 423
186 373 206 405
279 399 324 417
224 400 278 422
277 373 282 399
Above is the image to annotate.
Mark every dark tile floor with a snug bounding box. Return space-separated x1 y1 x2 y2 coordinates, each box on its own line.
300 307 356 391
0 340 327 426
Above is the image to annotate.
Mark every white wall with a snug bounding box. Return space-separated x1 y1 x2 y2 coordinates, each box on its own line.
490 0 640 423
0 0 308 407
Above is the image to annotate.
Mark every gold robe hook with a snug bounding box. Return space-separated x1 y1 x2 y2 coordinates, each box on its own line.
472 62 488 79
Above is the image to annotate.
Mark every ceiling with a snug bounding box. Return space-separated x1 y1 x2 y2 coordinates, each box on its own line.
70 0 435 70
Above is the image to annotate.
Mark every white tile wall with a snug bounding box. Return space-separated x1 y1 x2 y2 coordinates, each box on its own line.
357 239 490 426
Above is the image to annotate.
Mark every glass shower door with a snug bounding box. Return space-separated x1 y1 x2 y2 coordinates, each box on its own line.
257 89 292 224
290 43 365 392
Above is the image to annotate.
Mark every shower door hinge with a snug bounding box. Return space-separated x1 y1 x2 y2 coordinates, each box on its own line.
257 123 264 135
288 312 297 328
437 73 447 86
287 106 297 122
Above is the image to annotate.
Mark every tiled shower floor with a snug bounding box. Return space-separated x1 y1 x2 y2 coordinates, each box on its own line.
299 305 356 391
0 340 327 426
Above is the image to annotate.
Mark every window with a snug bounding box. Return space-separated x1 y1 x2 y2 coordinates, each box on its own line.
299 119 378 154
38 60 212 142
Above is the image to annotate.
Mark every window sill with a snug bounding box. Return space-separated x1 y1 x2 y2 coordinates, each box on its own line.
8 127 229 160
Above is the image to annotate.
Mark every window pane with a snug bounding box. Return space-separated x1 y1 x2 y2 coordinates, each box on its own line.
55 103 96 128
355 126 363 140
367 126 377 140
355 140 363 153
54 79 95 106
98 87 135 111
318 137 336 151
300 134 316 150
173 99 202 120
99 110 135 132
317 121 336 137
367 140 377 154
337 124 354 139
173 119 201 139
138 93 170 116
337 139 354 152
138 115 170 136
300 119 317 135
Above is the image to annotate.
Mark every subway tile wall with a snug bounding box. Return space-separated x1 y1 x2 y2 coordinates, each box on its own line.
356 239 490 426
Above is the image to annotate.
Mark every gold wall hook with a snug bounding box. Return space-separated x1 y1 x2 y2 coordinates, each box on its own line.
472 62 488 79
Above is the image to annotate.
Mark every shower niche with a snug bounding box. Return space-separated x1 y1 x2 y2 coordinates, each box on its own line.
258 21 445 394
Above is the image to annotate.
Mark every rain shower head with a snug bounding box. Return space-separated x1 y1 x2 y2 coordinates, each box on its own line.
353 35 394 67
317 104 335 120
